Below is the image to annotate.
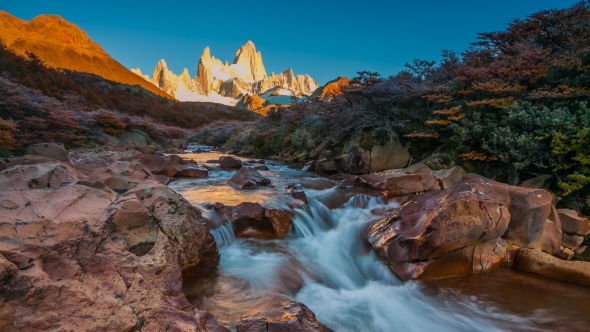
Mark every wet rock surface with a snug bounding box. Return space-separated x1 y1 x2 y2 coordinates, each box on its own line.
229 167 271 190
368 178 566 281
220 156 243 170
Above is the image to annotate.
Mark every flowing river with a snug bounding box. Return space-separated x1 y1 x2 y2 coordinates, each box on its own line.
171 152 590 332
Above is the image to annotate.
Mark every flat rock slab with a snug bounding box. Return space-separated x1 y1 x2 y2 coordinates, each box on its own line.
514 248 590 287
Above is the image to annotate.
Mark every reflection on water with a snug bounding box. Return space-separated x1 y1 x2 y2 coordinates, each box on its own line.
177 152 590 332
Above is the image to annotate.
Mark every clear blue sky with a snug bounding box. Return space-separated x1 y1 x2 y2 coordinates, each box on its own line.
2 0 581 85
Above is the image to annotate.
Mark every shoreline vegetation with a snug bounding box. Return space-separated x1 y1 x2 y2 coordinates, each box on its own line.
190 1 590 214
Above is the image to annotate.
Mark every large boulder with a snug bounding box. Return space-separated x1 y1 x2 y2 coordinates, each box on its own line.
369 141 411 173
369 179 511 281
514 248 590 287
25 143 69 161
118 129 153 147
343 141 411 174
220 156 242 170
0 159 225 331
502 186 562 254
229 167 271 190
237 301 334 332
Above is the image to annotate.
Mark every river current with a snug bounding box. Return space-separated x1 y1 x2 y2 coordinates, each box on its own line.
171 152 590 332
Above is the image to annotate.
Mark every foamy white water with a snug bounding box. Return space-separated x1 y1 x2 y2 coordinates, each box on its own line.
173 152 590 332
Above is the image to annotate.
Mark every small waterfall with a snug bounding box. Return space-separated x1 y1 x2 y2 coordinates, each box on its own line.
210 220 235 248
202 208 235 247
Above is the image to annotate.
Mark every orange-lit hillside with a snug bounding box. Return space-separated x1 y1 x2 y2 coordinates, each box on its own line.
0 11 173 99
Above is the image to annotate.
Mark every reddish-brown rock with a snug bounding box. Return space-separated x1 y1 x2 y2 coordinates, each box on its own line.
137 145 158 154
81 160 151 192
160 164 208 178
433 166 466 189
514 248 590 287
131 154 184 173
555 248 575 260
229 167 271 190
25 142 69 161
562 234 584 251
230 202 274 238
369 179 511 280
0 163 78 190
557 209 590 236
227 203 295 239
237 301 334 332
0 157 225 331
265 208 295 239
354 174 424 198
503 186 562 254
0 155 63 171
220 156 243 169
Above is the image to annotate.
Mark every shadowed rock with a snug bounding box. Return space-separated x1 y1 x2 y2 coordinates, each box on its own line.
220 156 242 170
25 142 69 161
229 167 271 190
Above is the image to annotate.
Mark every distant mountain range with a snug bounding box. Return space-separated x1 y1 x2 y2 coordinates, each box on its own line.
132 41 319 107
0 11 329 112
0 11 172 99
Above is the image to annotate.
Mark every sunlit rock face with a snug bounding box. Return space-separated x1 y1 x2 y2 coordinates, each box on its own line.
136 41 318 105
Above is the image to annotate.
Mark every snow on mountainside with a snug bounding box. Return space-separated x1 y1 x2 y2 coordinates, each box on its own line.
133 41 318 106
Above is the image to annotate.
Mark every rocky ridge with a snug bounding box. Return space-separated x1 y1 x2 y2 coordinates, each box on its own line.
133 41 319 106
0 11 172 99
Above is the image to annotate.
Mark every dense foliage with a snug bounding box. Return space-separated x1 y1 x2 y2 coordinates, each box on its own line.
0 44 258 152
191 1 590 208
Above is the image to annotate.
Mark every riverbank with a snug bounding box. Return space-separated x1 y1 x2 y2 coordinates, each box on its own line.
1 144 590 331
